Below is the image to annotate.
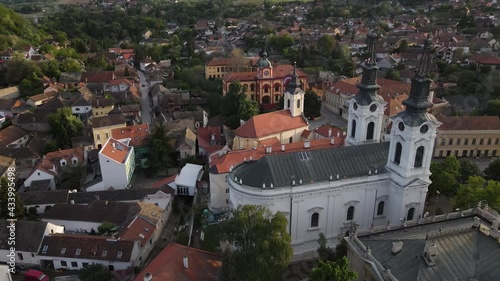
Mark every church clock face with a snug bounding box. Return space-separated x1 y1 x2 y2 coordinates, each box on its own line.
420 124 429 134
370 104 377 112
398 122 405 131
263 70 270 76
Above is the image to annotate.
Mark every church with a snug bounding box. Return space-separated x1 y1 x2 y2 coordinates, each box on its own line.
227 34 441 255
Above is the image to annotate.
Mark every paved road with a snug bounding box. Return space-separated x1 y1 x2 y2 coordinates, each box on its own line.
137 71 152 124
309 105 348 130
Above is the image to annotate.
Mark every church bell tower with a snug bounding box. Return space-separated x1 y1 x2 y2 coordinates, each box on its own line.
283 62 305 118
346 31 387 146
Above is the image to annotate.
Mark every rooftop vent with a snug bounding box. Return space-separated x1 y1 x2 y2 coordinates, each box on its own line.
392 240 403 254
281 144 285 151
424 242 437 257
144 273 153 281
304 140 310 149
183 256 188 269
270 183 274 189
262 183 266 189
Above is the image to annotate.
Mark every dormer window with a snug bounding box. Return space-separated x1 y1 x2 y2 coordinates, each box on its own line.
42 245 48 254
117 251 123 258
102 250 107 257
61 248 66 254
60 159 66 166
76 249 81 256
72 157 78 165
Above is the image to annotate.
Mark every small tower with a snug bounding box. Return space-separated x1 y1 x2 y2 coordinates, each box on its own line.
257 49 273 78
346 31 387 146
385 35 441 226
283 62 304 117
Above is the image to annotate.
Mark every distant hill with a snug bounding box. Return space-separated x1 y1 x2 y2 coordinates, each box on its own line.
0 4 45 51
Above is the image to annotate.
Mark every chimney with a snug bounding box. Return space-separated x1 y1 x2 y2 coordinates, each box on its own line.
304 140 310 149
70 200 75 204
144 273 153 281
281 144 285 152
392 241 403 254
112 143 116 149
330 137 335 145
183 256 188 269
328 127 332 137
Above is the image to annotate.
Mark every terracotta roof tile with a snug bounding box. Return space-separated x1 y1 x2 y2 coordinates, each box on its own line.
81 71 115 83
91 114 126 128
119 216 156 246
99 138 133 164
437 116 500 130
197 126 223 149
111 124 150 147
314 125 344 138
0 126 28 147
258 137 281 146
134 243 221 281
471 54 500 65
151 175 177 189
235 110 308 138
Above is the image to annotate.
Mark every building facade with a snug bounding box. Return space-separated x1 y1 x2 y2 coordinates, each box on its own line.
97 138 135 191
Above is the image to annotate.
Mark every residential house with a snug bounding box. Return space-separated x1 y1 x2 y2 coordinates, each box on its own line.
23 147 86 190
170 164 204 196
197 126 225 156
91 138 135 191
0 99 15 117
92 98 115 118
204 56 259 79
140 57 155 71
172 110 209 130
158 90 190 117
23 46 36 60
12 111 52 133
80 71 116 93
176 127 196 160
118 104 142 123
0 220 64 266
434 116 500 158
111 123 150 168
134 243 222 281
149 84 168 108
59 72 82 89
91 114 127 149
0 50 14 61
71 96 93 117
37 96 71 113
20 190 70 214
108 79 134 93
37 234 141 271
0 126 30 148
0 155 14 178
41 200 140 232
0 135 43 179
471 54 500 72
26 91 59 107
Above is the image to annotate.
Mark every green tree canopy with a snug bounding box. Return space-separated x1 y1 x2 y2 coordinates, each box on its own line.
148 124 174 174
458 158 482 183
48 107 84 148
78 264 112 281
386 69 401 81
484 100 500 116
304 90 322 119
452 177 500 210
0 177 24 219
317 232 335 261
485 159 500 181
310 257 358 281
317 35 335 56
220 205 292 281
97 222 115 236
429 156 461 196
221 81 259 129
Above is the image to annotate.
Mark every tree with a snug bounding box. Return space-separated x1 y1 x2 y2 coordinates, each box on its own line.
429 156 460 196
317 233 335 261
44 140 58 154
317 35 335 56
485 159 500 181
97 222 115 236
228 48 247 73
237 99 260 121
19 74 43 97
79 264 112 281
60 58 83 72
310 257 358 281
221 81 258 129
148 124 174 174
0 177 24 219
458 158 482 183
304 90 322 119
453 177 500 210
398 39 408 53
386 69 401 81
484 100 500 116
48 107 84 148
220 205 292 281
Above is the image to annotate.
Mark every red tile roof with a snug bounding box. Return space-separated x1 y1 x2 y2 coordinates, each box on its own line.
45 147 85 167
314 125 344 138
197 126 223 150
134 243 221 281
471 54 500 65
437 116 500 130
119 216 156 247
99 138 133 163
235 110 308 138
81 71 115 83
258 137 281 146
111 124 150 147
109 78 134 86
151 175 177 189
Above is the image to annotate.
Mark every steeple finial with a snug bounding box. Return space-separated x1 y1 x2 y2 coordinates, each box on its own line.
415 35 433 77
366 30 378 65
288 61 300 89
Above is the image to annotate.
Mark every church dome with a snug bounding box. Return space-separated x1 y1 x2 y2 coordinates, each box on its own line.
257 51 272 69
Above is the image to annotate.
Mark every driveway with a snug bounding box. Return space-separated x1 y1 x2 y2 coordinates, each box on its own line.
137 71 152 124
309 105 348 130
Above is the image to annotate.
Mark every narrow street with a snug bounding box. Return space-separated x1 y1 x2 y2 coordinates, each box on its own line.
137 70 152 125
308 105 348 130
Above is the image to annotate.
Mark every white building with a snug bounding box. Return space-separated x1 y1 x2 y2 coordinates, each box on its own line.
227 36 440 255
90 138 135 191
0 264 12 281
171 163 203 196
37 235 141 271
0 220 64 267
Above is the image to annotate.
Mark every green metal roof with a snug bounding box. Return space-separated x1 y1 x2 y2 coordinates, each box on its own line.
232 142 390 188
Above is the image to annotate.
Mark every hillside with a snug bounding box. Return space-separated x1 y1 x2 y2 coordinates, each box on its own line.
0 4 45 51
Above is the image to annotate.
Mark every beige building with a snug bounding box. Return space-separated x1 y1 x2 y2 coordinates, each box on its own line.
92 98 114 118
204 56 258 79
91 114 127 149
434 116 500 158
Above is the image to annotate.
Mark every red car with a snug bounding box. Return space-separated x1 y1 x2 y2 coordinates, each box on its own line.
24 269 50 281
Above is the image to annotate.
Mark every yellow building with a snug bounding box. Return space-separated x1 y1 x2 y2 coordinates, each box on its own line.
205 57 259 79
434 116 500 158
91 114 127 149
92 98 114 118
222 52 308 106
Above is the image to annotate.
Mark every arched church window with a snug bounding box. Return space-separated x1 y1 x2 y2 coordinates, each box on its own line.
414 146 424 167
264 85 269 93
297 99 300 109
346 206 355 221
274 84 280 92
311 213 319 228
366 122 375 140
407 208 415 221
394 142 402 165
351 120 356 138
377 201 385 216
243 84 248 92
287 99 290 109
250 84 255 91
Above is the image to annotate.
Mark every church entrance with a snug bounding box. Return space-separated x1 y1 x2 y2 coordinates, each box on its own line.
262 95 271 104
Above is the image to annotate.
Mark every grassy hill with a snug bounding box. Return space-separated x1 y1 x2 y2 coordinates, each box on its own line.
0 4 45 51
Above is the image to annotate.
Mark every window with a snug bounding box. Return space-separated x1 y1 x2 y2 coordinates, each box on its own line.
105 133 109 139
60 261 67 267
406 208 415 221
75 249 81 255
287 99 290 109
250 84 255 91
496 139 499 145
264 85 269 93
75 108 80 111
311 213 319 228
72 159 78 165
485 150 490 156
477 150 481 157
394 142 402 165
457 139 461 145
275 95 280 102
42 245 48 253
414 146 424 167
472 139 476 145
117 252 123 258
448 139 453 145
465 139 469 145
102 250 107 257
97 134 100 140
488 139 492 145
366 122 375 140
347 206 355 221
61 248 66 254
71 262 78 268
297 99 300 109
243 84 248 92
82 263 89 268
480 139 484 145
440 139 445 146
17 253 23 260
351 120 356 138
274 84 280 92
289 137 293 143
226 188 229 194
377 201 385 216
493 150 497 157
446 150 451 156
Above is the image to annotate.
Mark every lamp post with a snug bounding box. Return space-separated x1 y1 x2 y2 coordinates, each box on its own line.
435 190 440 215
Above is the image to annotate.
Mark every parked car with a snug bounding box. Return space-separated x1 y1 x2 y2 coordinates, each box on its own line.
24 269 50 281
